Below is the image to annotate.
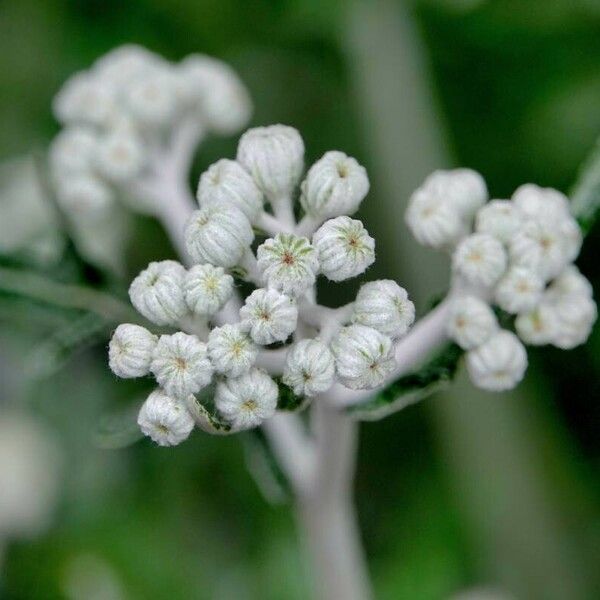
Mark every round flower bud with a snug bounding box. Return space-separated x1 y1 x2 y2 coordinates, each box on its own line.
515 304 557 346
96 126 144 183
558 216 583 263
184 204 253 268
300 151 369 219
215 368 278 430
54 173 114 217
512 184 570 222
452 233 507 288
150 332 213 398
352 280 415 339
256 234 319 297
405 188 464 249
94 44 162 87
475 200 521 244
494 266 544 314
196 159 263 222
446 295 498 350
207 324 258 378
332 325 395 390
550 294 597 350
236 125 304 202
178 55 252 134
312 216 375 282
184 264 234 316
509 217 568 282
466 330 528 392
108 324 157 378
423 168 488 219
547 265 593 300
49 127 99 174
137 389 194 447
129 260 188 326
282 339 335 397
239 288 298 345
123 69 177 128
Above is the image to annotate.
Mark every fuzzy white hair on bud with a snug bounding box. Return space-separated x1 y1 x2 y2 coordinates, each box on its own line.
515 304 557 346
547 265 593 300
475 200 521 244
54 173 114 218
96 126 144 183
137 389 195 447
549 293 597 350
446 295 498 350
512 184 570 222
313 216 375 282
453 233 507 288
49 127 99 174
123 69 178 128
184 264 234 316
208 324 258 378
282 339 335 397
494 266 544 314
108 324 157 378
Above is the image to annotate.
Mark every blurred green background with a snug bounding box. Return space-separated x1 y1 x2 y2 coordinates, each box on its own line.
1 1 599 598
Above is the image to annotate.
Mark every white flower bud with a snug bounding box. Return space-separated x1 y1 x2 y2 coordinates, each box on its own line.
129 260 187 326
137 389 194 447
405 188 464 249
282 339 335 397
466 330 528 392
184 264 234 316
49 127 99 174
215 368 278 430
452 233 507 288
94 44 163 87
558 216 583 263
515 303 557 346
239 288 298 345
312 216 375 282
54 173 114 217
352 280 415 339
123 69 177 127
475 200 521 244
550 293 597 349
150 332 213 398
547 265 593 300
184 204 253 268
512 184 570 221
207 324 258 377
446 295 498 350
256 234 319 297
423 168 488 219
236 125 304 202
108 324 157 378
178 55 252 134
197 159 263 222
300 151 369 219
494 266 544 314
96 126 144 183
332 325 395 390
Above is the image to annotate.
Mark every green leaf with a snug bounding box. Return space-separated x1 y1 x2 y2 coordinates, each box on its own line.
347 344 463 421
275 379 310 412
92 402 145 449
185 383 233 435
570 135 600 232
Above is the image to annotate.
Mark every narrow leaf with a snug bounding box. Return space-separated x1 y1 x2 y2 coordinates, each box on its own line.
92 402 145 449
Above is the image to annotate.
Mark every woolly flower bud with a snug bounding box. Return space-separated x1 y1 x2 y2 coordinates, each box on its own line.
184 264 234 316
137 389 194 447
129 260 187 326
207 324 258 378
239 288 298 345
332 325 395 390
515 304 557 346
547 266 593 300
108 324 157 378
94 44 162 87
405 188 464 249
184 204 253 268
466 330 528 392
423 168 488 219
558 217 583 264
236 125 304 202
215 368 278 430
282 339 335 397
512 184 570 221
452 233 507 288
54 173 114 217
313 216 375 282
123 69 177 127
197 159 263 222
96 127 144 183
550 294 597 350
150 332 213 398
475 200 521 244
178 55 252 135
446 295 498 350
49 127 99 174
256 234 319 297
352 280 415 339
300 151 369 219
494 266 544 314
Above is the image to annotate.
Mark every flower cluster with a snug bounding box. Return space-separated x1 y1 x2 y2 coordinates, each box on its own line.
407 171 596 391
49 45 251 221
109 125 416 445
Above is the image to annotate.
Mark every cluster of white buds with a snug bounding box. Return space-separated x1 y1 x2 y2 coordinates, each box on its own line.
407 171 596 391
49 45 251 221
109 124 417 445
